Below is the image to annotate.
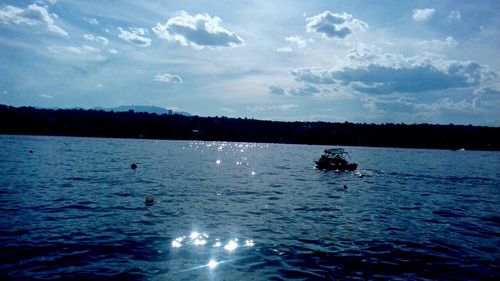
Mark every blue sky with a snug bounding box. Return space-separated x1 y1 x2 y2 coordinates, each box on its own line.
1 0 499 126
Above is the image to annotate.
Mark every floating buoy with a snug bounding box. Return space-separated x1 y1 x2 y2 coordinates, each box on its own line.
29 150 33 153
343 184 348 189
131 163 138 170
145 195 154 206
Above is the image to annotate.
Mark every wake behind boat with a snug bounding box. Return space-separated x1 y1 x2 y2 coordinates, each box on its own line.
315 148 358 171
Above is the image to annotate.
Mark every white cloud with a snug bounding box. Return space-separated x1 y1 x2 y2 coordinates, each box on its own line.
412 8 435 22
118 27 151 47
433 98 473 113
152 11 244 49
268 84 322 96
65 45 101 56
474 86 500 97
363 96 421 114
154 73 183 84
306 11 368 39
83 34 109 45
288 85 321 96
473 86 500 109
285 35 307 48
0 4 68 36
221 107 236 113
35 0 58 5
247 104 298 112
417 36 458 50
107 48 118 54
83 17 98 25
275 47 292 53
291 68 336 84
347 45 380 62
447 10 461 22
48 45 105 62
361 96 483 124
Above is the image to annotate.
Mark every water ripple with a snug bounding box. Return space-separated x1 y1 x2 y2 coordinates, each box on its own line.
0 136 499 280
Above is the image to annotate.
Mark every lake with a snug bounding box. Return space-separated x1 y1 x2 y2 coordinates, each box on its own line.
0 135 499 280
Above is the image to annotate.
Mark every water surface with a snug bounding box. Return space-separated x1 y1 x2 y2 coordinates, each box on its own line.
1 135 499 280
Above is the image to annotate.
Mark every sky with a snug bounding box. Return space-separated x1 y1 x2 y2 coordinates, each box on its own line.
0 0 499 126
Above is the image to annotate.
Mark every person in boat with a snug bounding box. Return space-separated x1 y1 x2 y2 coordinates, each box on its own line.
335 154 348 164
333 154 342 162
318 153 340 165
319 154 330 163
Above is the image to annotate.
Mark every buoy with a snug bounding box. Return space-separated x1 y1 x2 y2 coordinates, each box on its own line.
145 195 154 206
343 184 348 189
131 163 138 170
29 150 33 153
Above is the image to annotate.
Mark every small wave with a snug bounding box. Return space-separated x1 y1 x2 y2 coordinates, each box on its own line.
480 215 500 226
0 229 30 237
66 177 88 181
433 209 463 218
57 203 98 211
267 240 498 280
383 171 495 186
399 206 420 211
422 218 448 225
293 206 340 213
384 227 406 232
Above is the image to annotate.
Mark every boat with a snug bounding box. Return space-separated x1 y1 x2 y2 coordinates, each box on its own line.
315 148 358 171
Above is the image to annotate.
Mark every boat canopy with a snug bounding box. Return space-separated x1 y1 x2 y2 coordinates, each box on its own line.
324 148 347 155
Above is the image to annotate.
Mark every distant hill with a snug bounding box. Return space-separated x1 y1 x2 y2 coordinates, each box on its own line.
0 104 498 151
95 105 191 116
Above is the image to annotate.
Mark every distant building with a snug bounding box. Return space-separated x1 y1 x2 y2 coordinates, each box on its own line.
168 109 173 115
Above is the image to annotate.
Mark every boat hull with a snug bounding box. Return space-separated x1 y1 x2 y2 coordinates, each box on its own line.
315 161 358 171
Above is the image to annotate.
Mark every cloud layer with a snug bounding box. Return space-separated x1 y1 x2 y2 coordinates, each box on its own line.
83 17 98 25
0 4 68 36
412 8 435 22
291 52 497 95
268 84 322 97
152 11 244 49
47 45 105 62
154 73 183 84
285 35 307 48
447 10 461 22
83 34 108 45
118 27 151 47
247 104 298 112
306 11 368 39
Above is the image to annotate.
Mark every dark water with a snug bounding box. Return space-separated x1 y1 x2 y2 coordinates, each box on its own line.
1 135 499 280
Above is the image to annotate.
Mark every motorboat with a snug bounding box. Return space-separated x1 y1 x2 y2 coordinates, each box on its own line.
315 148 358 171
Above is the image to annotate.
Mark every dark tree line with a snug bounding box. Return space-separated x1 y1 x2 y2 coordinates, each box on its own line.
0 104 498 151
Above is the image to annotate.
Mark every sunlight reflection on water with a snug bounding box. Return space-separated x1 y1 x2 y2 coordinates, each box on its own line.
207 259 219 269
171 231 254 252
170 230 255 273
